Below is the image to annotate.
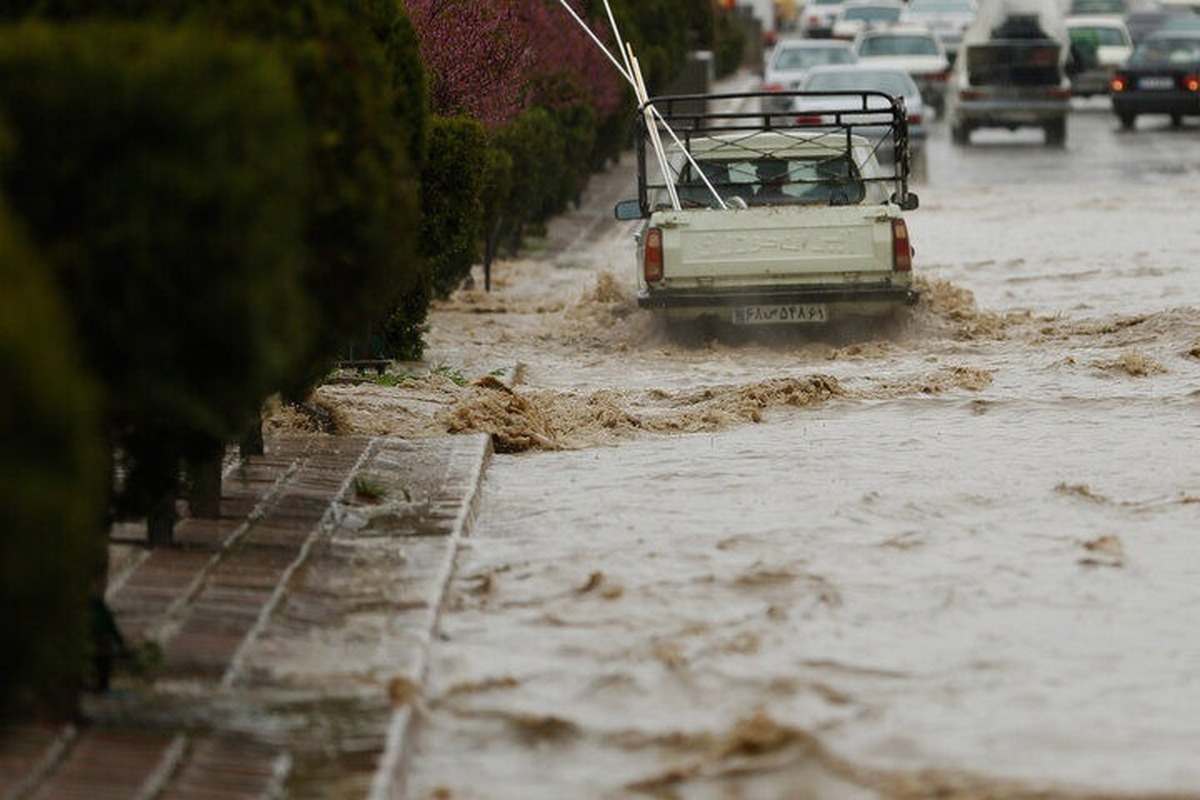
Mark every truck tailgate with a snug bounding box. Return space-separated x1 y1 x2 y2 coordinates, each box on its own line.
655 205 897 286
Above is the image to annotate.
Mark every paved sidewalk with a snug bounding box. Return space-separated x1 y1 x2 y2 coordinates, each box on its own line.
0 432 492 800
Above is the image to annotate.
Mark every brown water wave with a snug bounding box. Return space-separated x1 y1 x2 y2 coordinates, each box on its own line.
268 273 1198 453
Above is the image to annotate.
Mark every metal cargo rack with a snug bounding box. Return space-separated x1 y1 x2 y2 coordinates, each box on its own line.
630 90 916 215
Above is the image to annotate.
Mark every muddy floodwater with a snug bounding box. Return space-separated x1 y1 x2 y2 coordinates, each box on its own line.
293 104 1200 798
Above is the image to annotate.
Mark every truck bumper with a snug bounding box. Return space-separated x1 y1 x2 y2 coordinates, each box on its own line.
638 284 919 321
1111 92 1200 118
953 98 1069 127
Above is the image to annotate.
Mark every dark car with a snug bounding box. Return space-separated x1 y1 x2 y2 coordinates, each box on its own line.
1124 8 1200 44
1109 31 1200 129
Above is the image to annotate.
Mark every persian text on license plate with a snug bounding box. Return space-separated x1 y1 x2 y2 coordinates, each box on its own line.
1138 76 1175 90
733 303 828 325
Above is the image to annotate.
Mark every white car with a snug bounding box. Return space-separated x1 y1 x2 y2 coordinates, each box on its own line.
900 0 978 61
793 64 928 167
760 38 858 113
854 26 952 115
801 0 849 38
831 0 905 41
1066 15 1134 96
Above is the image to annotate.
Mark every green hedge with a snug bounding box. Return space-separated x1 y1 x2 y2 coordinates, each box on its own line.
490 106 567 253
0 0 430 369
422 115 487 298
0 22 310 533
0 190 104 724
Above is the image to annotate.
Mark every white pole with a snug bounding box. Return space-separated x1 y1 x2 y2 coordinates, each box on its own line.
651 105 727 210
556 0 711 210
553 0 634 88
628 44 680 210
602 0 634 79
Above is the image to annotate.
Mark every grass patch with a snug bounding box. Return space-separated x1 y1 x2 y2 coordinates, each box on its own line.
352 475 388 502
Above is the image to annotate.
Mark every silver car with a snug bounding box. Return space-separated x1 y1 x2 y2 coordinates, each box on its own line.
761 38 859 113
901 0 978 61
792 64 928 169
854 26 953 115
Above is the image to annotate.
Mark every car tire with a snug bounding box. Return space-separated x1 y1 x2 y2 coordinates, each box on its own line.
1118 112 1136 131
1170 112 1183 128
951 120 970 145
1044 117 1066 147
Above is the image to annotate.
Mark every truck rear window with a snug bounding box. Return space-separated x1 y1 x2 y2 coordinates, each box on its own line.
677 155 866 207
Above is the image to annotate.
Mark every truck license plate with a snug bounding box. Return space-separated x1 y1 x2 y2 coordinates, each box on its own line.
1138 76 1174 90
733 303 828 324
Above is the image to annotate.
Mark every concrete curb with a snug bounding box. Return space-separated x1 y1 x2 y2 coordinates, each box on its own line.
368 433 493 800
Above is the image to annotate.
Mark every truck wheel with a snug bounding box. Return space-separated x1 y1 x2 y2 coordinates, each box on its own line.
1044 118 1066 147
1171 112 1183 128
1118 113 1136 131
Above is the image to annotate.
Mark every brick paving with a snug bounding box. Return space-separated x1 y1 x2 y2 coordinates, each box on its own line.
0 432 492 800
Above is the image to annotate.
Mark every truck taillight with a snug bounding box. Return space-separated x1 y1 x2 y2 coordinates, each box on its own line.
644 227 664 283
1110 75 1128 92
892 218 912 272
1185 74 1200 92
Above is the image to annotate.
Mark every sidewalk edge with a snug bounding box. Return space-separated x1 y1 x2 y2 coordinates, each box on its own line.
367 432 494 800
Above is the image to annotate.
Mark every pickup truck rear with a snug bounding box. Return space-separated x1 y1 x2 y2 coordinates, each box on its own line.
946 2 1072 145
614 90 920 330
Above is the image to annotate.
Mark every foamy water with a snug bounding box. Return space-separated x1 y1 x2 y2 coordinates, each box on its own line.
292 106 1200 798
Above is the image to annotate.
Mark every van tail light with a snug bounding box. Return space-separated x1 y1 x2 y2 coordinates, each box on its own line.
1185 74 1200 92
891 218 912 272
1110 75 1128 92
908 113 923 126
644 226 664 283
762 82 784 93
794 114 824 124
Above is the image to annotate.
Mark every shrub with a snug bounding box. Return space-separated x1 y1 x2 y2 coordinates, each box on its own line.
0 0 431 379
0 22 310 540
422 115 487 298
0 188 105 723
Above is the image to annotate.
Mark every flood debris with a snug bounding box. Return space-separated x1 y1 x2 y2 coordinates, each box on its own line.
439 376 560 453
1093 349 1168 377
1078 534 1126 569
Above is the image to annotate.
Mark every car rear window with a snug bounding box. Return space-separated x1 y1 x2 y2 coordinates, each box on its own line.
859 34 941 56
1068 26 1130 47
966 42 1062 85
1130 36 1200 65
844 5 902 21
775 47 857 70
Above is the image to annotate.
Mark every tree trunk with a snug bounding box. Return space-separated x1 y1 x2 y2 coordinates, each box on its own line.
146 489 177 548
186 437 224 518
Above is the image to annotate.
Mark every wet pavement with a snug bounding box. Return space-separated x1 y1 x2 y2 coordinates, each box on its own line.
0 432 492 800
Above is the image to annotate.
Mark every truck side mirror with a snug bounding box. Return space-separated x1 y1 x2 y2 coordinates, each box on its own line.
892 192 919 211
614 199 645 220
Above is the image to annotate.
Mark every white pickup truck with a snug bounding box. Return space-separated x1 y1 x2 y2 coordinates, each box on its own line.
614 90 920 331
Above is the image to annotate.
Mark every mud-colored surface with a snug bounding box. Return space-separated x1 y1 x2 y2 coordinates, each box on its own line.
288 99 1197 798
